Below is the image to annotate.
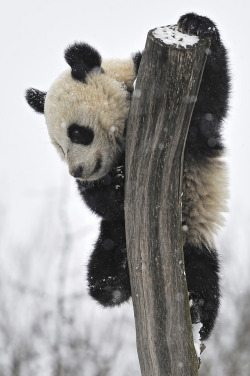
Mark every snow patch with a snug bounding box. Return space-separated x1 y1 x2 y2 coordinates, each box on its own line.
153 25 199 48
192 322 203 357
60 120 67 128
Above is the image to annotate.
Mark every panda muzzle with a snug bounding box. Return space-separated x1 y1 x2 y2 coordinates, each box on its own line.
71 165 84 178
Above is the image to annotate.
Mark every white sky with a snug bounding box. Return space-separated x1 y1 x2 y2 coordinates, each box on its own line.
0 0 249 268
0 1 249 372
0 0 249 214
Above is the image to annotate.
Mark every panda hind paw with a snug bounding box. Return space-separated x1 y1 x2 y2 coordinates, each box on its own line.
189 292 218 341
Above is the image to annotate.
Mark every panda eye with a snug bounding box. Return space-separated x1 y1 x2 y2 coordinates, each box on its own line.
67 123 94 145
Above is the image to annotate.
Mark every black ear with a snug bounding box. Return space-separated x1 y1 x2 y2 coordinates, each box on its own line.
25 88 46 114
64 42 102 83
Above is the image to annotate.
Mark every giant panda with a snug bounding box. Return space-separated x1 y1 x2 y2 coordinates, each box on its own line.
25 13 230 341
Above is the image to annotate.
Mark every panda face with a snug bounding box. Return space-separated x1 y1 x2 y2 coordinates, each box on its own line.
44 69 130 180
25 42 137 181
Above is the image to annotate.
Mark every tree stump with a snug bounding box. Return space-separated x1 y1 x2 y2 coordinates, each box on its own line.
125 25 210 376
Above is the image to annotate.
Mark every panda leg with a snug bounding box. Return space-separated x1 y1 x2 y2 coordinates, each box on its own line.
184 243 220 340
88 219 131 306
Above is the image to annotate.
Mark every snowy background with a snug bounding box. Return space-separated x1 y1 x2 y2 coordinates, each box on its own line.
0 0 249 375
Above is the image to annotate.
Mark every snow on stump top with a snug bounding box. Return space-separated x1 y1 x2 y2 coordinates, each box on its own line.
153 24 199 48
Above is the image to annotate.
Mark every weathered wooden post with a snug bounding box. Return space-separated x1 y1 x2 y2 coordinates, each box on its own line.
125 25 210 375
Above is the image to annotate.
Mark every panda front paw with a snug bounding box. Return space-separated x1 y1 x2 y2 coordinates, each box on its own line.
178 13 219 39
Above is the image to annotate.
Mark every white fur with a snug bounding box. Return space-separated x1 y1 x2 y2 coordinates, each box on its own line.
182 153 228 248
102 58 136 90
44 62 132 180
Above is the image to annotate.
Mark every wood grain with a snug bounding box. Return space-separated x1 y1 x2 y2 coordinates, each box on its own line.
125 28 210 375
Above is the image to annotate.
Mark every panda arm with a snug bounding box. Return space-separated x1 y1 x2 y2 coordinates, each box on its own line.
87 219 130 306
133 14 230 159
178 13 230 159
177 14 229 340
77 155 125 221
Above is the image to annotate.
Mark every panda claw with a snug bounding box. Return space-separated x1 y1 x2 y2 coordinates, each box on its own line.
177 13 219 39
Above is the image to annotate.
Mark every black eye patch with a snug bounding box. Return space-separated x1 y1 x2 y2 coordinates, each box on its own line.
67 124 94 145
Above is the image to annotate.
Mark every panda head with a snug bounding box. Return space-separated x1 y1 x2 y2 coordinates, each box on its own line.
25 43 139 181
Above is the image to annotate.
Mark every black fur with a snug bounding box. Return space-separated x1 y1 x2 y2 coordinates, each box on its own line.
184 243 220 340
178 13 219 37
134 14 230 160
67 124 94 145
78 153 128 306
65 42 102 68
70 63 92 83
76 13 230 340
178 13 230 160
25 13 230 340
93 157 102 174
25 88 46 114
65 42 102 83
88 219 130 306
77 152 125 221
78 153 221 341
132 51 142 75
73 165 83 178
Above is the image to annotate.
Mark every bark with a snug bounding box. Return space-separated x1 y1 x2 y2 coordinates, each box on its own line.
125 27 210 376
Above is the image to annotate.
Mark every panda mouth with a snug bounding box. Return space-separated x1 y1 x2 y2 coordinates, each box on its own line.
79 157 102 180
75 157 102 181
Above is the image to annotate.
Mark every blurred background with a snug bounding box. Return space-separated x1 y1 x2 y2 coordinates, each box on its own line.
0 0 249 375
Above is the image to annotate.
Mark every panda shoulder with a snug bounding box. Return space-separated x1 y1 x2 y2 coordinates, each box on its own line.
102 57 138 90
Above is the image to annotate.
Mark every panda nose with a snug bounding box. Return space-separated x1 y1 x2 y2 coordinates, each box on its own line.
73 165 83 178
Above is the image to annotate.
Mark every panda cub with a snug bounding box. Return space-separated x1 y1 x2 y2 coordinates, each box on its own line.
26 13 230 340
